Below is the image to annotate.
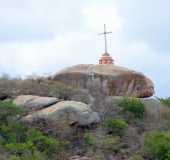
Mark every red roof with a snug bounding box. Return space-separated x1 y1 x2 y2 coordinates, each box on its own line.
99 53 114 64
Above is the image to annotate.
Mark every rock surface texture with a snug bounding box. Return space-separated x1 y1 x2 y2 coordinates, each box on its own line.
23 101 100 127
14 95 59 111
52 64 154 98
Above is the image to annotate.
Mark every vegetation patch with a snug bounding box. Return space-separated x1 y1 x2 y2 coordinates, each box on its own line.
119 97 145 119
0 101 23 124
0 101 65 160
83 132 95 146
102 135 120 152
104 118 128 136
130 154 144 160
158 97 170 107
144 131 170 160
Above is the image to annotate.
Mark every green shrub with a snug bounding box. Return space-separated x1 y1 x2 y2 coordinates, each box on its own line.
5 141 35 155
119 97 145 119
0 101 22 124
158 97 170 107
9 150 45 160
144 131 170 160
83 133 95 146
0 122 27 144
5 128 61 157
102 135 120 152
0 101 63 159
27 129 60 155
0 101 27 145
130 154 144 160
9 156 21 160
104 118 128 136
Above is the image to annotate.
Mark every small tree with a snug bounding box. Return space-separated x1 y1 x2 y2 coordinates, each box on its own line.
83 132 95 146
144 131 170 160
104 118 128 136
0 101 22 124
119 97 145 119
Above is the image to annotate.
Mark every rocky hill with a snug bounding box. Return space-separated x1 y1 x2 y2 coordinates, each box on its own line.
0 69 168 160
52 64 154 98
3 94 169 160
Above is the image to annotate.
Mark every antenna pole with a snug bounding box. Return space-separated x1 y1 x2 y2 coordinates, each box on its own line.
99 24 112 53
104 24 107 53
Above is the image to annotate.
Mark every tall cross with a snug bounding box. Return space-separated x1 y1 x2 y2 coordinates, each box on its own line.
99 24 112 53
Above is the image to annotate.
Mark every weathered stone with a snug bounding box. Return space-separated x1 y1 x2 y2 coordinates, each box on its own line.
23 101 100 126
14 95 59 111
52 64 154 98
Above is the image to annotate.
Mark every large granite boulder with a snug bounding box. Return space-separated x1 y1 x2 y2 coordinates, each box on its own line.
14 95 59 111
52 64 154 98
23 101 100 126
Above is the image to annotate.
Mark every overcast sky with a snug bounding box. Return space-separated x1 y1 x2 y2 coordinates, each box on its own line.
0 0 169 97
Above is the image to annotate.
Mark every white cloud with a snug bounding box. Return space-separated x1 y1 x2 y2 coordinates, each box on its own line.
115 41 170 70
82 1 124 33
111 41 170 97
0 31 95 77
0 0 87 41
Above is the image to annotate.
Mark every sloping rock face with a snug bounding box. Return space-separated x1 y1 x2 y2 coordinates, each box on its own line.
14 95 59 111
52 64 154 98
23 101 100 126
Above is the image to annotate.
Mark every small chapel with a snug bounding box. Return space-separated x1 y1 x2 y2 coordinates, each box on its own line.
99 53 114 64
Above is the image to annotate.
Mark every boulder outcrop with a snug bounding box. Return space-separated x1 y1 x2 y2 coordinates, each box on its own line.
14 95 59 111
52 64 154 98
22 101 100 127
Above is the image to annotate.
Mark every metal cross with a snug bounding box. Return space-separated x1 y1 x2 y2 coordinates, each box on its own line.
99 24 112 53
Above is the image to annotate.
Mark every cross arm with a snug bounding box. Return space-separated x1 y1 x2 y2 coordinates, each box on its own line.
98 31 112 35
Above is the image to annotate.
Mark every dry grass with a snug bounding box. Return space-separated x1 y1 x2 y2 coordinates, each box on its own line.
0 78 91 104
142 98 170 131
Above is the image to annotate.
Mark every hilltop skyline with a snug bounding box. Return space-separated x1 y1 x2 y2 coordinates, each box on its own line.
0 0 169 97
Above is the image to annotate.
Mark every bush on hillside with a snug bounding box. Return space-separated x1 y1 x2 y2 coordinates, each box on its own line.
9 150 46 160
102 135 120 152
5 129 60 156
83 132 95 146
144 131 170 160
0 101 64 159
3 125 61 158
104 118 128 136
119 97 145 119
27 129 60 155
0 101 23 124
83 132 121 153
129 154 144 160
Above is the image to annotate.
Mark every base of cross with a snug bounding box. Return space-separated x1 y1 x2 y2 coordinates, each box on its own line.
99 53 114 64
